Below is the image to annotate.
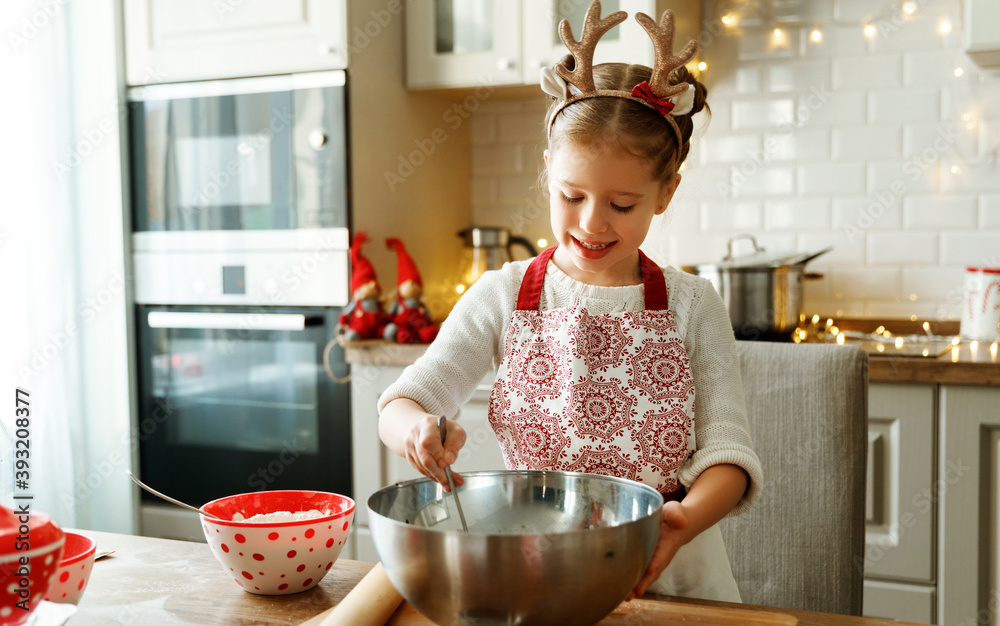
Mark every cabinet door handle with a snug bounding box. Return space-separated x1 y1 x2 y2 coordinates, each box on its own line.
496 57 514 71
147 311 307 331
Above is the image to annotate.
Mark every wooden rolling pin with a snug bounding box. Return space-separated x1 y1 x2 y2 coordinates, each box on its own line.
303 562 404 626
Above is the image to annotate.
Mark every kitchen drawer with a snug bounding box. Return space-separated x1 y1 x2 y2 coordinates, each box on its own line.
864 383 936 583
863 579 935 624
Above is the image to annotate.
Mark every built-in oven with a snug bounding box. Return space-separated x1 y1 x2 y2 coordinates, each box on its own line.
135 304 351 506
127 71 353 540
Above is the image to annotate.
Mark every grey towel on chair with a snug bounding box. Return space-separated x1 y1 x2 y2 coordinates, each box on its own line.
719 342 868 616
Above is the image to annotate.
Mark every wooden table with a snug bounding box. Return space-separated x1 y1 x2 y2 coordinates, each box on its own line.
70 530 928 625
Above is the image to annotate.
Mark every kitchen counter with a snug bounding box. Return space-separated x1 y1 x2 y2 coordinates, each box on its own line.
346 333 1000 387
70 529 927 625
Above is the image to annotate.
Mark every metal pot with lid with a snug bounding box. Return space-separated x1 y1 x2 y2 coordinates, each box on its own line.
682 234 830 339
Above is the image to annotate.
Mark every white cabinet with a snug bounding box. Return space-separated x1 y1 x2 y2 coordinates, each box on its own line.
938 385 1000 626
123 0 347 85
405 1 523 89
404 0 656 90
862 383 936 624
863 381 1000 625
965 0 1000 67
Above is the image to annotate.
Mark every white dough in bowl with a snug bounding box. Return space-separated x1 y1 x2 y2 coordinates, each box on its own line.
231 509 331 522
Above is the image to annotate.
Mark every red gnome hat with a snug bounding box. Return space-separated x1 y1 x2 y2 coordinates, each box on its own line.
349 231 378 293
386 238 422 287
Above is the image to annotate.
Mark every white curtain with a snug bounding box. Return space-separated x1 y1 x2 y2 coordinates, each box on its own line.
0 1 135 532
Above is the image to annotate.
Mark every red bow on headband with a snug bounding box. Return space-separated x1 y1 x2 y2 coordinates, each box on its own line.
630 81 675 116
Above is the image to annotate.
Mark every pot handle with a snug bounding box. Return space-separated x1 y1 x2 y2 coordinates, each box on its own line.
508 236 539 259
723 234 765 262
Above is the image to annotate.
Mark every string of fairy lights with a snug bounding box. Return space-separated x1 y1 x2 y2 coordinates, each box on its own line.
701 0 1000 172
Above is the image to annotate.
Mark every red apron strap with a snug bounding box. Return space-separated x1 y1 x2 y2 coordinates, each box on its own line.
515 246 557 310
639 250 669 310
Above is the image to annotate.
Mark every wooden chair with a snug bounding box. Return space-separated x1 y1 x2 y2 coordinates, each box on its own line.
718 341 869 615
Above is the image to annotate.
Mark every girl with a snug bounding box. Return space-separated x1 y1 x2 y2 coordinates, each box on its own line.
377 3 761 603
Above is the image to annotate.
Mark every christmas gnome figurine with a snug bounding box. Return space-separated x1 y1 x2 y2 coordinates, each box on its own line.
383 238 439 344
338 231 388 342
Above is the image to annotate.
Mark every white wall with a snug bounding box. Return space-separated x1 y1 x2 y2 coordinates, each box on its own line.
470 0 1000 321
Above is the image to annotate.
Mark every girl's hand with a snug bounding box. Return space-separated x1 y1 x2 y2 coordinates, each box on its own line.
401 415 467 491
626 501 689 601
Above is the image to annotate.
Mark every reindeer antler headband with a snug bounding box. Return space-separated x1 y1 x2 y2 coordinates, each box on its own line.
541 0 699 146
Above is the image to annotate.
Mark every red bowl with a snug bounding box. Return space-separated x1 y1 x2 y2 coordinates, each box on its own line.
200 490 355 595
0 537 63 624
42 532 96 605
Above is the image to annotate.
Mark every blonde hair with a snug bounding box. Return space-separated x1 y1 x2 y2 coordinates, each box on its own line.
545 63 708 185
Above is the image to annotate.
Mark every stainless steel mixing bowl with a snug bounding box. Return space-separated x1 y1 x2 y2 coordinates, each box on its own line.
367 470 664 626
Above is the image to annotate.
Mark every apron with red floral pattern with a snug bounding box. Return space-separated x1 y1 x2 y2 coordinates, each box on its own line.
486 247 741 602
488 246 694 498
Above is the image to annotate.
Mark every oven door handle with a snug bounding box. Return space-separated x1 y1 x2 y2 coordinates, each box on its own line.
146 311 311 331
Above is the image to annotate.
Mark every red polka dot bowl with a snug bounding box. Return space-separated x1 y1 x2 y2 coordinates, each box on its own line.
200 490 355 595
0 506 64 625
41 531 96 605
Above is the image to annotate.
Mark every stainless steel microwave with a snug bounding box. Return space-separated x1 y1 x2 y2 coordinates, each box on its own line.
127 71 348 232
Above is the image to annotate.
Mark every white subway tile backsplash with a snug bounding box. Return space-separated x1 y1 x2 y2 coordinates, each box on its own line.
870 88 941 124
470 177 497 206
832 126 902 160
868 232 939 264
832 55 902 90
677 165 733 202
465 0 998 319
903 122 978 161
833 196 904 232
737 29 799 61
798 232 867 265
902 266 967 301
764 128 831 161
660 199 700 232
732 98 796 130
730 165 796 197
803 273 831 301
943 83 1000 121
940 231 1000 266
904 194 978 229
797 90 867 126
834 0 878 22
801 25 869 58
938 159 1000 193
472 144 523 176
829 267 902 300
497 174 541 204
870 14 950 53
798 162 866 196
868 160 938 195
904 50 964 88
700 201 763 231
668 233 733 266
768 61 832 93
470 113 496 145
711 67 763 96
496 113 545 144
982 195 1000 228
699 135 763 165
765 199 832 230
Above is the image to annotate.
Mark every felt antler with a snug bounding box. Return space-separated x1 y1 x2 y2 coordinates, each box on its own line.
554 0 627 93
635 10 698 100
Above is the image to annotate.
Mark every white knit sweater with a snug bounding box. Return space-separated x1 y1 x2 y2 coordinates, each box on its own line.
378 259 762 515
